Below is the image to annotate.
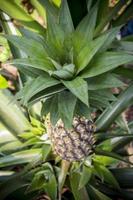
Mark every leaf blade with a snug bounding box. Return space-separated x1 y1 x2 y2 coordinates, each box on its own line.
58 91 77 128
75 28 120 73
59 0 74 34
9 58 55 73
62 77 89 106
5 35 47 59
81 52 133 78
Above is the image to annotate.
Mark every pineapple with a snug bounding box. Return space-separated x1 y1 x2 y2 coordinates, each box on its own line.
6 0 133 163
45 116 95 161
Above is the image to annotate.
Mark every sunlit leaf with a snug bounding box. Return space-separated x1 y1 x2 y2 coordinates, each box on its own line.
0 75 8 89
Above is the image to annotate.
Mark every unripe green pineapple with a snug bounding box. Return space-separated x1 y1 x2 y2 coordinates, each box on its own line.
45 116 95 161
7 0 133 162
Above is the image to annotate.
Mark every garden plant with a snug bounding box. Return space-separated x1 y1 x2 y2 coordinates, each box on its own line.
0 0 133 200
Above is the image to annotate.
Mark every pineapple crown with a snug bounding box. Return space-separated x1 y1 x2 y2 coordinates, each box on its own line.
6 0 133 128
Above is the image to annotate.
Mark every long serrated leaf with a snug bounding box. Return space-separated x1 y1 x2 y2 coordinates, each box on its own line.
13 64 46 78
44 173 57 200
88 185 112 200
87 0 93 12
62 77 89 106
41 99 51 119
90 89 117 102
79 165 92 189
42 97 59 125
0 90 31 137
9 58 55 73
58 91 77 128
75 2 98 43
95 148 133 165
90 89 116 109
14 79 34 104
50 95 60 126
18 27 45 43
94 163 120 189
76 100 91 119
113 40 133 53
47 10 64 51
95 131 133 141
5 35 48 58
38 0 58 18
21 75 59 104
81 52 133 78
59 0 74 34
28 84 65 106
70 172 90 200
0 149 42 167
75 28 119 73
87 73 124 90
96 0 109 26
96 83 133 131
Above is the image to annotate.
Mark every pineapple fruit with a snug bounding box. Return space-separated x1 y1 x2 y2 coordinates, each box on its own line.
45 116 95 161
6 0 133 162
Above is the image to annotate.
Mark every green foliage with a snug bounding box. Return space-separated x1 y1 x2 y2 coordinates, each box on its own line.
62 77 89 107
0 0 133 200
79 165 92 189
58 91 77 129
4 0 133 128
30 163 57 200
0 75 8 89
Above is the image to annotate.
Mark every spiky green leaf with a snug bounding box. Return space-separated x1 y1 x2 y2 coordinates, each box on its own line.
96 83 133 131
28 84 65 106
59 0 74 34
87 73 124 90
48 95 60 126
81 52 133 78
46 10 64 51
21 75 59 104
5 35 47 58
75 2 98 44
70 172 89 200
62 77 89 106
0 149 42 167
9 58 55 73
79 165 92 189
94 163 119 189
75 28 120 73
88 185 112 200
58 91 77 128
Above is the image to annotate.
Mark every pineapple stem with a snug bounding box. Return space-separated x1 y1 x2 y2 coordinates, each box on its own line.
58 160 71 200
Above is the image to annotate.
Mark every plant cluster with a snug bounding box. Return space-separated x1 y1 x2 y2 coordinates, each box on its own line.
0 0 133 200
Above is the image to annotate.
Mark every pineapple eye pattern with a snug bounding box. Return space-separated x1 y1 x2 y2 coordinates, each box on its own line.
46 117 95 161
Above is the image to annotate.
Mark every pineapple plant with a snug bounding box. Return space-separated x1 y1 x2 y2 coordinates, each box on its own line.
0 0 133 199
5 0 133 162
